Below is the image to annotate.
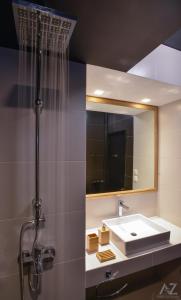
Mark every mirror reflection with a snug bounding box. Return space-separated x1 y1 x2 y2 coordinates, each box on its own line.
86 98 157 195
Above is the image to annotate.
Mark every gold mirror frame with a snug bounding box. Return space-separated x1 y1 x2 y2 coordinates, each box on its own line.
86 96 158 199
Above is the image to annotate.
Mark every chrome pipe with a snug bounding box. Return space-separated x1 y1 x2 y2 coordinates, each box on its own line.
34 11 43 228
19 13 44 299
12 1 72 297
19 218 45 300
19 220 34 300
28 13 44 294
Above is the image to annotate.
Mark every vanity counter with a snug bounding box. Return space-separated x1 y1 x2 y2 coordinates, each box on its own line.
86 217 181 288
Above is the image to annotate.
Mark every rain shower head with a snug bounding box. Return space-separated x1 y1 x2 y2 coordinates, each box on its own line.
12 0 77 52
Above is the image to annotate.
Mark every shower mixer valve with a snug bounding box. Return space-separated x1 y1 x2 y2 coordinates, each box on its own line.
22 245 56 272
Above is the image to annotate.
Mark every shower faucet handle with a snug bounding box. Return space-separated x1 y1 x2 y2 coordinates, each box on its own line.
35 245 56 264
21 245 55 271
43 246 56 262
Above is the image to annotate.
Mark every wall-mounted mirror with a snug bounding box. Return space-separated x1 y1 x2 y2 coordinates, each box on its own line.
86 96 158 198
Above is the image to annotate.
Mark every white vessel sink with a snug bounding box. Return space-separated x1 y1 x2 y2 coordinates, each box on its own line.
103 214 170 256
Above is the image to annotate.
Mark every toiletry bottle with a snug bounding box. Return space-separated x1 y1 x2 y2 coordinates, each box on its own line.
98 224 110 245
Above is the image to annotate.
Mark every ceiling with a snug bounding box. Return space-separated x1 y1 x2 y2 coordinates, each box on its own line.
1 0 181 71
87 64 181 106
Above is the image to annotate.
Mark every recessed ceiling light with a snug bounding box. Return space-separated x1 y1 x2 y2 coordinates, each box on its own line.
94 89 104 96
141 98 151 103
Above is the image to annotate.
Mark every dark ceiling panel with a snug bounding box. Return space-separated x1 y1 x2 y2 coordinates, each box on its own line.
0 0 181 71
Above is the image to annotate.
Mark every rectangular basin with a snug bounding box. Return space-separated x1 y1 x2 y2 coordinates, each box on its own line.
103 214 170 256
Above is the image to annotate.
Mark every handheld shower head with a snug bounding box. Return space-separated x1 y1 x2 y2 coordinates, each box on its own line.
12 0 77 52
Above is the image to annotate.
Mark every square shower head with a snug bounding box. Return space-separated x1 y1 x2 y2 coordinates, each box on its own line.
12 0 77 52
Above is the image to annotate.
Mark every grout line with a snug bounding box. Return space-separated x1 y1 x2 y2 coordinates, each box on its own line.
0 272 19 280
0 160 86 164
54 256 85 266
0 209 86 223
0 257 85 280
0 216 30 224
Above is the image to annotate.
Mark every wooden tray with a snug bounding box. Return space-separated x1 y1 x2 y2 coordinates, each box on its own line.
96 249 116 263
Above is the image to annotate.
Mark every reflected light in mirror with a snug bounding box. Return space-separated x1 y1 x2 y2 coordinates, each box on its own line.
141 98 151 103
94 89 104 96
86 96 158 197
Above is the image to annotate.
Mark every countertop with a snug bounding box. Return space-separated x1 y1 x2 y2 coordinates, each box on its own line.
86 217 181 287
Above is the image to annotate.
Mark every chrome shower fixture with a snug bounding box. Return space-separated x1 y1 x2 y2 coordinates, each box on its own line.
12 1 77 299
13 0 77 52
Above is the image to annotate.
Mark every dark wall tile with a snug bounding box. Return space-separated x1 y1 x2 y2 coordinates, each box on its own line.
125 157 133 177
87 111 105 125
87 124 105 140
87 139 105 156
126 136 134 157
87 111 134 193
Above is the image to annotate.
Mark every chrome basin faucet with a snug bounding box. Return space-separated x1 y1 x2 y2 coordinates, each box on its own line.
118 199 129 217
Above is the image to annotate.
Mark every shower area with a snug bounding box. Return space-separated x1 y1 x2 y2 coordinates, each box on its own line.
0 1 86 300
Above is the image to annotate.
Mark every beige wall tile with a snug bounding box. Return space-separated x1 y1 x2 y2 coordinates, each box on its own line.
158 99 181 226
0 47 86 299
86 192 157 228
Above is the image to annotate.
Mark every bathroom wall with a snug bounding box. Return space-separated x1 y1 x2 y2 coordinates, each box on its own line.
86 111 133 194
158 99 181 227
108 113 133 190
86 111 106 194
86 111 157 229
133 110 154 189
86 98 181 229
86 192 157 228
0 47 86 300
86 99 181 300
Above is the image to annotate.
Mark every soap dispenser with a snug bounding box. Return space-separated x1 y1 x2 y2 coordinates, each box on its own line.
98 224 110 245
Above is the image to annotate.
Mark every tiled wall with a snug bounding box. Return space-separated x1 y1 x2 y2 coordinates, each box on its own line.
86 98 181 229
86 111 106 194
108 113 133 190
86 112 157 228
86 109 157 229
0 47 86 300
86 192 157 228
86 111 133 194
133 111 154 189
86 98 181 299
158 99 181 227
